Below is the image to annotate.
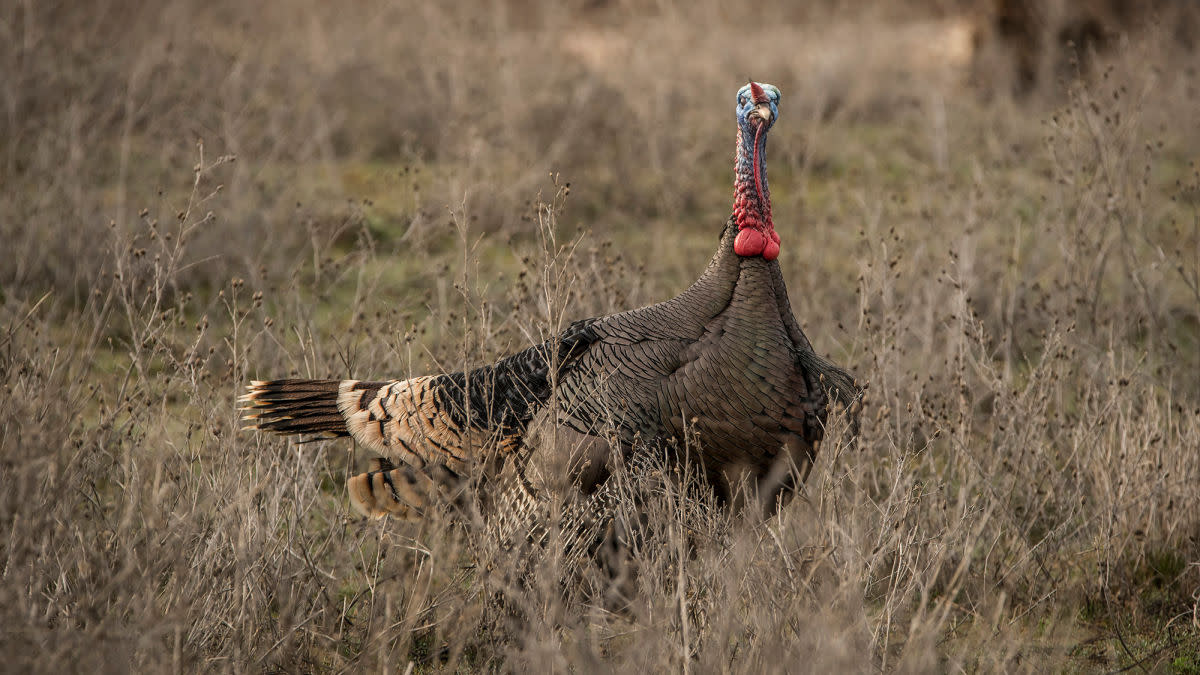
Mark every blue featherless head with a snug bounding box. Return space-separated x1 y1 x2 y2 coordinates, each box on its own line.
736 81 780 131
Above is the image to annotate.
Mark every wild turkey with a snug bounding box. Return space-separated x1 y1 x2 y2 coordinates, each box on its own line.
241 81 859 532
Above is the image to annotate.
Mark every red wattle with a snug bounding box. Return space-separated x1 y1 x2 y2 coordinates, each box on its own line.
734 228 767 257
769 229 780 244
763 237 780 261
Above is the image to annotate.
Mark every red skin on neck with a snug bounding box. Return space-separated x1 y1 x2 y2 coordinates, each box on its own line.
733 122 779 261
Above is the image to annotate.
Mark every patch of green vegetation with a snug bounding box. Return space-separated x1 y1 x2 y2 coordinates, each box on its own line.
1173 651 1200 675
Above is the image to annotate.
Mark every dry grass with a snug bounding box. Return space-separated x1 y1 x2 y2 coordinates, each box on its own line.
2 1 1199 672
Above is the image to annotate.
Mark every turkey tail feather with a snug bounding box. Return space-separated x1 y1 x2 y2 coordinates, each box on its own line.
239 378 362 438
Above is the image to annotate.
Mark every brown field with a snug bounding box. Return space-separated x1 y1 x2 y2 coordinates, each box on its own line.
2 1 1199 672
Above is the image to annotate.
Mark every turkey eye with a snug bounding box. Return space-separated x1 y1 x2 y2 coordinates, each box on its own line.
738 96 746 106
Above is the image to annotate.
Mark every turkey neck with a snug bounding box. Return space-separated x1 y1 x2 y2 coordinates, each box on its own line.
667 119 784 322
732 120 779 260
735 122 770 224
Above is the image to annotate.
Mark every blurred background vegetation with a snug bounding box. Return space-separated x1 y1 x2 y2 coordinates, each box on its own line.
1 0 1198 671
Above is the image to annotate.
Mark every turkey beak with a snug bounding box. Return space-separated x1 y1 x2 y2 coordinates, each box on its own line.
750 102 773 126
